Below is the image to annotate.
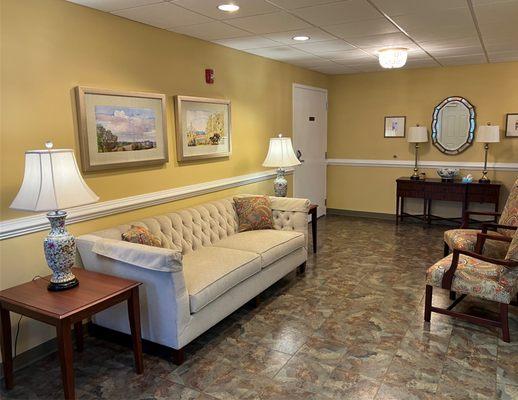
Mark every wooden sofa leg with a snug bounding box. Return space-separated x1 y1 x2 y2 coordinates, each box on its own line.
449 291 457 301
443 242 450 257
424 285 432 322
172 348 185 365
500 303 510 343
297 262 306 275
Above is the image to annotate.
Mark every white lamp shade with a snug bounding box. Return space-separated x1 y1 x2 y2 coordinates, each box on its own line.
407 126 428 143
262 136 301 168
476 125 500 143
10 149 99 212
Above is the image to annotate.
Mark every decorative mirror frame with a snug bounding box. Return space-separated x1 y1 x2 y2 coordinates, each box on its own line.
431 96 476 155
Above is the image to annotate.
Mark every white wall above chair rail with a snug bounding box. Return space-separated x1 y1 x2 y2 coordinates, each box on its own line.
326 159 518 171
0 169 292 241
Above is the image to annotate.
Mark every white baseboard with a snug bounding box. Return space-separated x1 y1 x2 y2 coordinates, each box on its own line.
327 158 518 171
0 169 289 240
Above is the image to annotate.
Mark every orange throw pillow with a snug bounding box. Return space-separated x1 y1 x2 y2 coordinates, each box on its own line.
233 196 273 232
122 225 162 248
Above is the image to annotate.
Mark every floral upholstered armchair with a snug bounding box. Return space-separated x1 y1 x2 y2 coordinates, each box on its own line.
425 228 518 342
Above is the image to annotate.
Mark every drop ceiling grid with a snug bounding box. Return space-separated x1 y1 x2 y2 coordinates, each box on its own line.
67 0 518 74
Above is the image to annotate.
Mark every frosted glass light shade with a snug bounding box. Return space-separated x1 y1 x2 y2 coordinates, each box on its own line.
476 125 500 143
407 126 428 143
378 47 408 69
10 149 99 212
262 136 301 168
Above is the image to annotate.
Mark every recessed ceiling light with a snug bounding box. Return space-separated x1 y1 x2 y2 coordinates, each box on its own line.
217 4 240 12
292 35 310 41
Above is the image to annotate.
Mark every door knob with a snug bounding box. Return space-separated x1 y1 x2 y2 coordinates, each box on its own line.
296 150 305 162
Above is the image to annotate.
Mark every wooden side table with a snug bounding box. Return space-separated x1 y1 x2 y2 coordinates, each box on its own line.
0 268 143 400
309 204 318 253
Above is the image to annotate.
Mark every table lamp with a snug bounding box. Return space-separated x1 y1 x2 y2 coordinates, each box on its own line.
10 142 99 291
262 134 301 197
476 123 500 183
407 124 428 180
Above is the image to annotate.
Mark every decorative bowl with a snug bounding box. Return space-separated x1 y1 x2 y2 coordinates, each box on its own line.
437 168 459 180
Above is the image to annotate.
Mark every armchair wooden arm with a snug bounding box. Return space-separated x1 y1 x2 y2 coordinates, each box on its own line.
461 210 501 228
475 232 512 254
441 249 517 290
481 223 518 233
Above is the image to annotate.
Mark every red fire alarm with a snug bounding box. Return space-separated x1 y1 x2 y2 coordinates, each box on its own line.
205 69 214 84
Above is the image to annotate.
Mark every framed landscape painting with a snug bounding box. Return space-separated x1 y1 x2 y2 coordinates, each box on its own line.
505 113 518 138
76 87 168 171
384 116 406 138
174 96 231 161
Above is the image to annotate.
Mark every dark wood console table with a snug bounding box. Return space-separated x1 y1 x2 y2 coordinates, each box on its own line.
396 177 501 226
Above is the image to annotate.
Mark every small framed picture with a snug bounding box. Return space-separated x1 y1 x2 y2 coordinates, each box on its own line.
174 95 231 161
505 113 518 138
75 87 168 172
384 116 406 138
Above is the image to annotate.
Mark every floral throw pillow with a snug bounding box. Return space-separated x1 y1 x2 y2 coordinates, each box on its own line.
234 196 273 233
122 225 162 248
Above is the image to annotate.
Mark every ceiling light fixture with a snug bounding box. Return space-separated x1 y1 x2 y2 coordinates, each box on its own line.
217 4 240 12
292 35 310 41
378 47 408 69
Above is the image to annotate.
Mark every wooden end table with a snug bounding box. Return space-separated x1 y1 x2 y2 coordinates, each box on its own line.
309 204 318 253
0 268 143 400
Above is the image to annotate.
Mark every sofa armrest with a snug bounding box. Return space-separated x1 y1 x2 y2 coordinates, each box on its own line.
91 237 183 272
76 234 190 349
269 196 311 247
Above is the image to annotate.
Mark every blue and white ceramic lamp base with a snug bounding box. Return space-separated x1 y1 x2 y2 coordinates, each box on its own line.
43 211 79 291
274 168 288 197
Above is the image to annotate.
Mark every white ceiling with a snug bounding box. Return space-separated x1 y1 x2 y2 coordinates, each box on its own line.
68 0 518 74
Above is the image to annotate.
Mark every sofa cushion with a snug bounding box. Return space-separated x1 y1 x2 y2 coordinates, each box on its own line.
183 246 261 313
213 229 305 268
233 196 273 232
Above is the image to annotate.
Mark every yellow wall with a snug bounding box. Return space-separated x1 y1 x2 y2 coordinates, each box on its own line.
327 63 518 213
0 0 327 357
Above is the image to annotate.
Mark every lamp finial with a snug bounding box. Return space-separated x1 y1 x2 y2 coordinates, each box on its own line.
45 141 54 149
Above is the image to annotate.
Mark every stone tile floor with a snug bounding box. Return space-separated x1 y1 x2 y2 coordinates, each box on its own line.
2 215 517 399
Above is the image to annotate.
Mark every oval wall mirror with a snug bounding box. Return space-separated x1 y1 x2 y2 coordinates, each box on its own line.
431 96 476 155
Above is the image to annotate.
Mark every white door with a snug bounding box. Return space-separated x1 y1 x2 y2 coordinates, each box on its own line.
292 84 327 218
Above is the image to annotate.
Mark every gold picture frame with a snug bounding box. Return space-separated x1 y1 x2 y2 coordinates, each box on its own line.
174 95 231 162
76 86 168 172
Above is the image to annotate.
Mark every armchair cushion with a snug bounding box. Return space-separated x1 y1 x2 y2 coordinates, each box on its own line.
499 178 518 237
505 230 518 261
444 229 508 259
92 238 183 272
426 254 518 304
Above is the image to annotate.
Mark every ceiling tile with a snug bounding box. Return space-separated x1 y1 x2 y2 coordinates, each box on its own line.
213 36 281 50
289 58 335 68
438 54 487 66
112 2 212 28
347 32 413 48
484 39 518 52
393 8 477 42
370 0 467 17
68 0 165 12
224 11 311 34
488 51 518 63
245 46 315 61
405 59 438 68
473 1 518 25
309 64 359 74
267 0 347 10
264 28 335 44
291 39 356 54
171 0 279 20
319 49 374 62
426 46 484 58
169 22 250 40
417 37 481 50
291 0 380 26
324 18 399 40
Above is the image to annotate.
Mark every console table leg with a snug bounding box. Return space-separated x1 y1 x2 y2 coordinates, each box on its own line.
74 322 83 352
0 305 13 390
395 196 400 225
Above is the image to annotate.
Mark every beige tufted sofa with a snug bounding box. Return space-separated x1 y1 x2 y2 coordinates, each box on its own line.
76 195 310 363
